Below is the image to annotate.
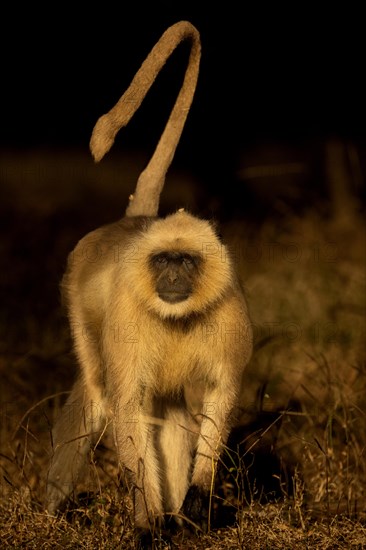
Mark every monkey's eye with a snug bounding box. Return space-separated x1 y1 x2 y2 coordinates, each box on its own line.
183 257 193 266
154 255 168 268
182 256 196 271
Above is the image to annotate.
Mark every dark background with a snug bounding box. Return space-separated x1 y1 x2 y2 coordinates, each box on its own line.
1 5 365 178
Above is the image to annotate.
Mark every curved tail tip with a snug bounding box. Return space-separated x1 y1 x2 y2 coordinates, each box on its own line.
89 136 106 163
90 115 115 163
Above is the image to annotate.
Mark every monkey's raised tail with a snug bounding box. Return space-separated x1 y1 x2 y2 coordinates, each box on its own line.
89 21 201 217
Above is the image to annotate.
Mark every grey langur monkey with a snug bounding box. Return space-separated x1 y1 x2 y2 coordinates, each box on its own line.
46 20 253 543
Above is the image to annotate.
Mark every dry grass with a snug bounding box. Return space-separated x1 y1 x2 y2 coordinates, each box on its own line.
0 148 365 548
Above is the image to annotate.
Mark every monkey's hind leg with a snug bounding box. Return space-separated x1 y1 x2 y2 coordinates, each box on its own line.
46 378 106 513
113 392 165 535
158 396 196 527
132 398 195 549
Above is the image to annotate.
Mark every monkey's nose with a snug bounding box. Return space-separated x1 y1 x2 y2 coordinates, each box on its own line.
167 268 179 284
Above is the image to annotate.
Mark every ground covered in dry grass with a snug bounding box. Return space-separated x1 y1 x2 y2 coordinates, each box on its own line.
1 148 365 548
1 494 366 548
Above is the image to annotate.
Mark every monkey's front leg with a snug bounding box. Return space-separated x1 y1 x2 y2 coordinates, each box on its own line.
113 391 164 533
182 381 238 531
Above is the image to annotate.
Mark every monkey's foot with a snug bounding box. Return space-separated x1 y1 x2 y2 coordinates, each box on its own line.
136 523 178 549
181 484 210 533
135 528 166 549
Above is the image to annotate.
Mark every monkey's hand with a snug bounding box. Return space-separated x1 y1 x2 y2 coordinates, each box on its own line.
182 484 211 533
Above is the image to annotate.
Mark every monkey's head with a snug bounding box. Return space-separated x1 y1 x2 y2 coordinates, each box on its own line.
123 210 234 319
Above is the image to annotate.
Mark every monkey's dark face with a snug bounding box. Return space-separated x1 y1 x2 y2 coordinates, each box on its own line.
150 251 201 304
126 211 233 319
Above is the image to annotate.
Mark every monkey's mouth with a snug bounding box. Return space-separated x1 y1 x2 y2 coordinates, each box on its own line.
158 292 189 303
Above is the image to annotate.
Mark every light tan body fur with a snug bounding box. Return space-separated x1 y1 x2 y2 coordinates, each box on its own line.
46 21 253 535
